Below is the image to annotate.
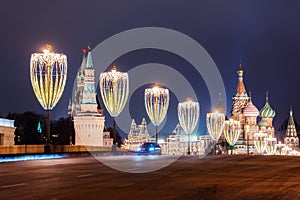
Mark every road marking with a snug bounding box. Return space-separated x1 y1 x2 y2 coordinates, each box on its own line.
77 174 93 178
1 183 27 188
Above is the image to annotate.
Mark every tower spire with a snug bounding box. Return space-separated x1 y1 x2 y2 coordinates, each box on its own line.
86 45 93 69
235 63 247 97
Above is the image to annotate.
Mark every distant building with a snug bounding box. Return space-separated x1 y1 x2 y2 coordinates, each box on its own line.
284 107 299 147
123 118 150 150
162 124 213 155
0 118 15 145
68 46 113 147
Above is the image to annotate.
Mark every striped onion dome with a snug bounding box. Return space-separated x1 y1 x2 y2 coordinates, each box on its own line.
258 119 268 127
260 92 276 118
243 96 259 117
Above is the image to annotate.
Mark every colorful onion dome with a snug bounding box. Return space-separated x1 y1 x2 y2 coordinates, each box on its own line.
243 94 259 117
260 92 276 118
258 119 268 127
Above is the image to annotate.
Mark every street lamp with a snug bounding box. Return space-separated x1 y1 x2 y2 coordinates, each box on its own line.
265 136 277 155
254 131 267 155
30 43 67 146
100 65 129 145
144 85 169 142
178 98 200 155
206 112 225 155
223 119 241 155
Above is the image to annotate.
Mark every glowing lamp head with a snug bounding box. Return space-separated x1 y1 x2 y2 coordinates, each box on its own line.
30 43 67 111
42 42 53 54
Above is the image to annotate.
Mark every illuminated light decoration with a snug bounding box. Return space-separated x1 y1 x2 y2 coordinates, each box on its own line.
100 65 129 144
206 112 225 141
178 99 200 155
265 136 277 155
254 132 267 155
0 154 67 163
282 146 292 155
275 141 286 155
30 43 67 143
223 119 241 154
206 112 225 155
145 85 169 142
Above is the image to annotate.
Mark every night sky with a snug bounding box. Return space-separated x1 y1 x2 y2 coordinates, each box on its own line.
1 1 300 136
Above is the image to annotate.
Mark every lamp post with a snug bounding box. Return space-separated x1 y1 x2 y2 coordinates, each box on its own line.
100 65 129 145
144 85 169 142
223 119 241 155
265 136 277 155
254 131 267 155
206 112 225 155
30 43 67 147
178 99 200 155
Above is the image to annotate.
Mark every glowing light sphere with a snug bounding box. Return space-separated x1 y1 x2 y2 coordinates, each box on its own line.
30 43 67 144
30 43 67 111
145 85 169 142
265 136 277 155
254 132 267 155
223 119 241 146
178 99 200 154
100 65 129 144
206 112 225 141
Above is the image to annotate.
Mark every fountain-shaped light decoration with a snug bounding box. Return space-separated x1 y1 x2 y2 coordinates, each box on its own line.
145 85 169 142
254 131 267 155
223 119 241 153
30 43 67 143
265 136 277 155
178 98 200 154
100 65 129 144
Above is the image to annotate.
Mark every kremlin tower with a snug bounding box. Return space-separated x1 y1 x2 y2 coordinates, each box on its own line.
68 46 112 147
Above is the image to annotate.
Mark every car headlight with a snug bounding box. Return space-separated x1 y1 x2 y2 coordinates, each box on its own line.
149 147 155 151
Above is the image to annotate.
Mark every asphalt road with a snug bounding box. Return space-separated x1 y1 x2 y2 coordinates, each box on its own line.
1 155 300 200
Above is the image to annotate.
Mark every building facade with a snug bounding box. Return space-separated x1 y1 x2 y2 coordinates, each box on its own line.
123 118 151 150
0 118 15 145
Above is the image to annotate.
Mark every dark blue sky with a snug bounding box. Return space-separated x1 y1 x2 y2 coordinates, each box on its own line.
1 1 300 135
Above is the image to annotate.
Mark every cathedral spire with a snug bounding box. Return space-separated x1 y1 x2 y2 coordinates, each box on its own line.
235 63 247 97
